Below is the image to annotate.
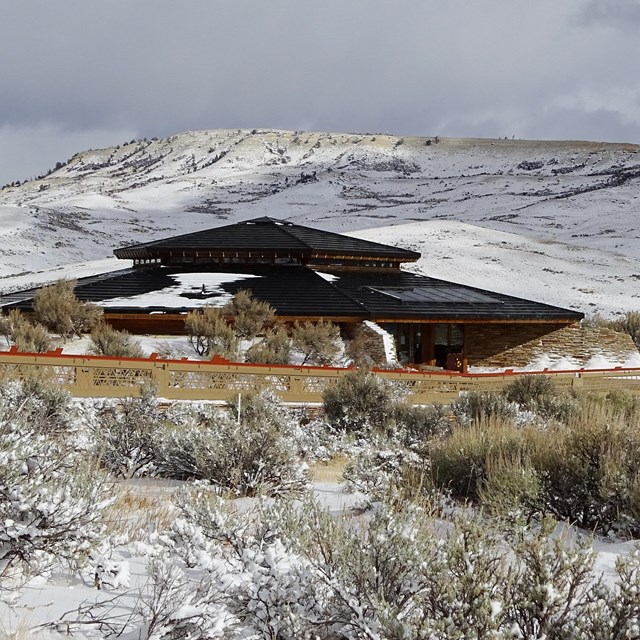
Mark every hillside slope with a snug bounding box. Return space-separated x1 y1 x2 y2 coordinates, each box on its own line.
1 129 639 313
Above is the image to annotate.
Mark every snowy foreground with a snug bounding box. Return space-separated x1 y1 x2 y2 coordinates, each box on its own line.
0 479 364 638
2 383 640 639
2 477 639 640
0 480 638 640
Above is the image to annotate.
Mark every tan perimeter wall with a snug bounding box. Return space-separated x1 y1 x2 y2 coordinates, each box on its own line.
467 323 638 368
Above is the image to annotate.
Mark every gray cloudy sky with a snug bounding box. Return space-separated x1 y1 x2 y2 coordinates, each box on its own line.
1 0 639 185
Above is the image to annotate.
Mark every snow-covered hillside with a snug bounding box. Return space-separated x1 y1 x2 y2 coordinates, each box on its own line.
350 221 640 316
1 129 639 315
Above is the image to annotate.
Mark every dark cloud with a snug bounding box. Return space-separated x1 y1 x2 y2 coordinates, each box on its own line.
575 0 640 29
0 0 639 184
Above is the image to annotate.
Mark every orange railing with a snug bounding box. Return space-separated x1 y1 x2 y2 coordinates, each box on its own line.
1 346 640 404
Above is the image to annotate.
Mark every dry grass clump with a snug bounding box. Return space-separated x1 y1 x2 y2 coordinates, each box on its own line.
104 487 176 540
429 416 528 501
425 393 640 536
309 454 350 483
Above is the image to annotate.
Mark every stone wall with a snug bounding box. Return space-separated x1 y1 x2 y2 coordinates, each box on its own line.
342 322 390 366
467 322 638 369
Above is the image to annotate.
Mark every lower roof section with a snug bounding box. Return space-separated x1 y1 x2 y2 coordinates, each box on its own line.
0 265 584 323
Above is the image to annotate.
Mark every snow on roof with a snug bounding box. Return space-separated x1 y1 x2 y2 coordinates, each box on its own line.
99 272 262 309
314 271 339 282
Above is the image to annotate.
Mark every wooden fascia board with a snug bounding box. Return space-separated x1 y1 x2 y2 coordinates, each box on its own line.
102 312 367 323
102 312 580 325
116 248 417 263
309 253 415 262
369 317 581 325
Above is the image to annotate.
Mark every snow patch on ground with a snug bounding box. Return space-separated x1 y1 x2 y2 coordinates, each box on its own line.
469 351 640 373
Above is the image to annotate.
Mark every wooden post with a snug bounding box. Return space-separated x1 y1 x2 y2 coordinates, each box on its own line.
462 325 469 373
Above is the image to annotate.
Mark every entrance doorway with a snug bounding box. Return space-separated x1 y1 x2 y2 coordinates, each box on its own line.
381 323 423 366
432 324 464 371
380 323 465 371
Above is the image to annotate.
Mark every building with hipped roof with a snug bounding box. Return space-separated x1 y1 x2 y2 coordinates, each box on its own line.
2 216 594 371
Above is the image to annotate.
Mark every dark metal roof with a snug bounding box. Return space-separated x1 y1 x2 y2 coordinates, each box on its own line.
329 270 584 321
113 216 420 262
1 265 584 322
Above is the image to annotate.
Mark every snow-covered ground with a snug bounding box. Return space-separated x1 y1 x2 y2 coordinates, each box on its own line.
0 480 365 637
1 477 636 638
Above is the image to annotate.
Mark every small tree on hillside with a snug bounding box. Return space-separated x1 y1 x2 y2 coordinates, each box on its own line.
185 306 239 359
90 322 144 358
33 279 103 338
291 319 341 365
223 289 275 339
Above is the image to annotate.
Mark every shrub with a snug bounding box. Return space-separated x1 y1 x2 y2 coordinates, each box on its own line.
427 395 640 536
32 279 103 338
0 310 11 348
479 450 541 519
10 316 51 353
601 389 640 420
94 388 164 478
503 374 557 406
502 375 575 423
265 495 639 640
394 402 452 447
244 324 292 364
0 309 51 353
90 322 144 358
451 390 515 424
607 310 640 350
531 401 640 535
0 380 111 595
0 377 74 435
428 417 527 502
62 489 640 639
184 306 239 359
222 289 275 339
342 448 423 500
291 319 341 365
156 391 308 496
322 369 401 433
